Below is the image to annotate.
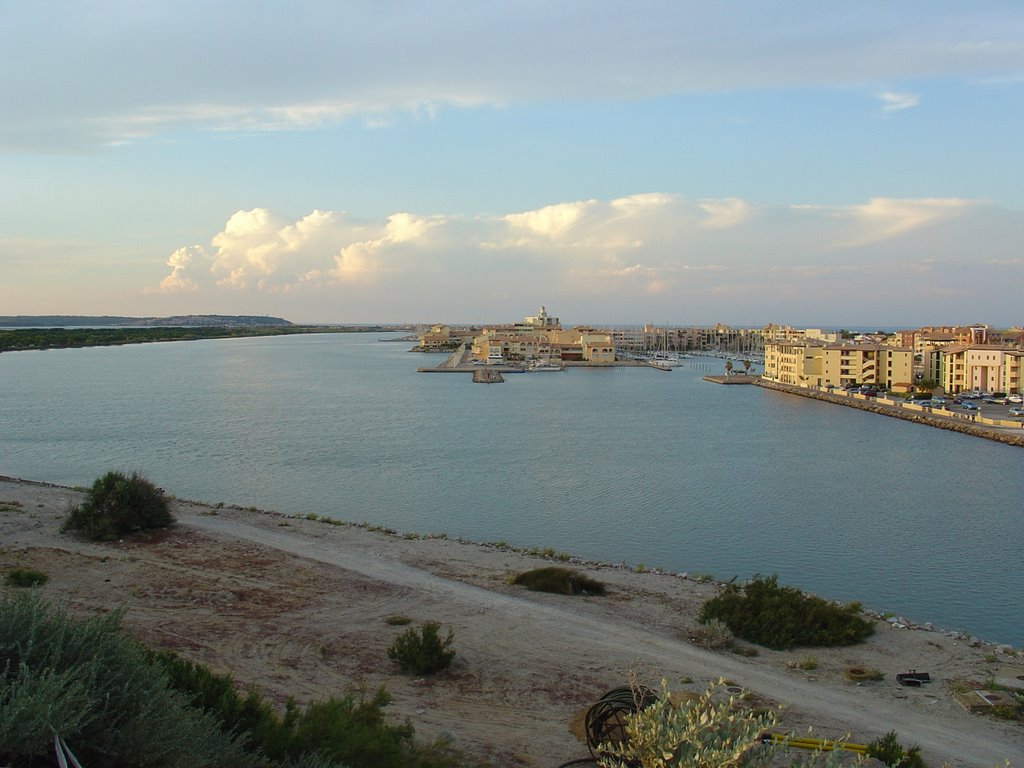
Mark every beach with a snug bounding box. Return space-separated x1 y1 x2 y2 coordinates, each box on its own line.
1 476 1021 768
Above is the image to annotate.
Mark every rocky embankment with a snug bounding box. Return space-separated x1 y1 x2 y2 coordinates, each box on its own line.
756 380 1024 447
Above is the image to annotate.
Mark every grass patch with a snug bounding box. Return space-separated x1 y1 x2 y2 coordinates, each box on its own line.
384 615 413 626
4 568 49 588
700 575 875 650
510 566 606 596
0 500 24 513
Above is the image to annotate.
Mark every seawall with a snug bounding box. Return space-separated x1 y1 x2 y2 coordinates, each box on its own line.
755 379 1024 448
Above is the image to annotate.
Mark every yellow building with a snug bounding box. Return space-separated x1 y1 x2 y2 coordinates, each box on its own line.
764 342 913 390
939 345 1024 394
470 310 614 363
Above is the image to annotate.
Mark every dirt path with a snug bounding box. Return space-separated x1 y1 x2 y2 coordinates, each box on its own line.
2 477 1021 767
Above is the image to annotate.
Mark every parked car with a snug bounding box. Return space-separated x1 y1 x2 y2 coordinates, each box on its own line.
1008 394 1023 403
1009 408 1024 417
960 402 979 411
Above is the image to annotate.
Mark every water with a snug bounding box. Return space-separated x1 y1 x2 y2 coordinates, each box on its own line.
2 332 1021 646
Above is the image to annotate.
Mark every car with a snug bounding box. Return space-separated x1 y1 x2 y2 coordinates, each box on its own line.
931 397 947 404
1009 408 1024 417
960 402 979 410
1008 394 1023 403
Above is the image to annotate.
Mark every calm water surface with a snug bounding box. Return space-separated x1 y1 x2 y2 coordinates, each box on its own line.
2 333 1021 645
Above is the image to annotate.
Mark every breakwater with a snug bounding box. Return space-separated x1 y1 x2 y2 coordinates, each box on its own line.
756 379 1024 448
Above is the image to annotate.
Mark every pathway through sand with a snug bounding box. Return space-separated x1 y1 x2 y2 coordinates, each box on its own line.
2 477 1021 767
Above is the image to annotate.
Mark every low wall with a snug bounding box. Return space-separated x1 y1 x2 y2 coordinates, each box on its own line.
756 380 1024 448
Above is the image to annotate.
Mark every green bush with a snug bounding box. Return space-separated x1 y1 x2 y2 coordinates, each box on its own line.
62 470 174 541
152 650 466 768
699 575 875 650
387 622 455 675
511 566 606 595
596 679 778 768
1 595 466 768
4 568 48 588
866 731 927 768
0 593 254 767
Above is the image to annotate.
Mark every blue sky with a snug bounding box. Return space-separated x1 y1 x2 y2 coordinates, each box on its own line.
2 1 1022 326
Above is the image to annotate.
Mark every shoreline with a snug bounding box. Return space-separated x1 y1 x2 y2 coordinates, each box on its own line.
2 474 1018 651
756 379 1024 447
2 475 1023 768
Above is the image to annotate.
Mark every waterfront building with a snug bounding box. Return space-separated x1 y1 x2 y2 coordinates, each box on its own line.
763 341 913 391
417 324 478 350
939 345 1024 394
470 308 614 363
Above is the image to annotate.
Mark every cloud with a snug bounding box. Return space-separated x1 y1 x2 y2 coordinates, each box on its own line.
154 245 209 292
153 193 997 325
878 91 919 112
837 197 973 245
4 4 1023 151
698 197 751 229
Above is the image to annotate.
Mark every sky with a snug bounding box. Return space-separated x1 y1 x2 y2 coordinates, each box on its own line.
2 1 1023 327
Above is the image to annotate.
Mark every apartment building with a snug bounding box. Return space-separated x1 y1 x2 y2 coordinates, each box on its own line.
764 341 913 390
939 345 1024 394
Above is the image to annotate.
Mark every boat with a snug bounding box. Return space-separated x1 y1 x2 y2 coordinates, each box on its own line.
528 360 564 371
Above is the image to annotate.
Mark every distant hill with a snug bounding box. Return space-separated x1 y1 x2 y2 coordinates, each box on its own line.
0 315 292 328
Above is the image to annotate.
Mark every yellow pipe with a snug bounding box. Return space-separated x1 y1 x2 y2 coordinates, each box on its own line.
763 732 868 755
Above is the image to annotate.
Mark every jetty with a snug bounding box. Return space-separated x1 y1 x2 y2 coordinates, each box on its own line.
472 368 505 384
703 374 759 385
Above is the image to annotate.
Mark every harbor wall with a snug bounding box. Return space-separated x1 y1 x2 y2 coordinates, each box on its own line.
756 379 1024 448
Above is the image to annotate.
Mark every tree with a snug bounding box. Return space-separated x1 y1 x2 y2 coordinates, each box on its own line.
724 360 734 376
742 359 752 375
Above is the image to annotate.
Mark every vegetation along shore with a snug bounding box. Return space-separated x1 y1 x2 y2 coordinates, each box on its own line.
2 474 1021 767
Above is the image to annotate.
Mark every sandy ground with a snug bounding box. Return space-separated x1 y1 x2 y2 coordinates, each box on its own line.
1 476 1021 768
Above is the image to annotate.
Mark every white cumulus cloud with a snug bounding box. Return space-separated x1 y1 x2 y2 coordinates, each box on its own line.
151 193 1008 325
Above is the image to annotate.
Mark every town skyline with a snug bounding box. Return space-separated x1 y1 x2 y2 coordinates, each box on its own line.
2 2 1022 325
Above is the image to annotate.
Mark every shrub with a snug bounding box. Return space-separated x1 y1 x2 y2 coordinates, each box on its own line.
4 568 48 588
62 470 174 541
152 650 466 768
387 622 455 675
699 575 875 650
0 593 254 767
866 731 926 768
695 617 734 650
595 679 778 768
798 655 819 671
511 566 606 595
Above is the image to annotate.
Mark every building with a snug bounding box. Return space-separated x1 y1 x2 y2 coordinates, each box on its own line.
939 345 1024 394
764 341 914 391
470 308 614 363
